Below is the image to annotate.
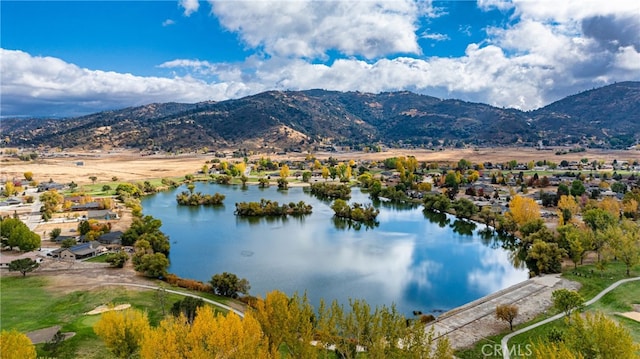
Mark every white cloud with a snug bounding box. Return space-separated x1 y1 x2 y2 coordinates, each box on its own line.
179 0 199 16
0 49 252 116
477 0 514 12
208 0 429 59
420 31 450 42
162 19 175 27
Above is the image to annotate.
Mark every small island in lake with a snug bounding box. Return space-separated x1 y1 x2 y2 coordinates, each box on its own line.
176 191 226 206
234 199 313 216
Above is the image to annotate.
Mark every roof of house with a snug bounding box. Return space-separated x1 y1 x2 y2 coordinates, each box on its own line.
66 241 104 256
97 231 123 244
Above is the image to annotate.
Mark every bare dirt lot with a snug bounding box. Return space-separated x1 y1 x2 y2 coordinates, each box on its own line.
2 148 637 185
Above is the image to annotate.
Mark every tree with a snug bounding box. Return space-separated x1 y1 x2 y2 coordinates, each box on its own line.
8 258 39 276
94 308 150 359
3 181 15 197
552 289 584 319
252 290 316 358
570 180 585 197
89 176 97 184
606 220 640 276
0 329 37 359
1 219 41 251
279 164 290 179
527 240 565 274
170 296 204 324
452 198 478 219
507 195 541 226
302 171 312 182
210 272 250 298
495 304 518 331
557 195 580 224
139 306 269 359
133 253 169 278
49 227 62 241
531 311 639 359
23 172 34 181
105 251 129 268
60 238 76 248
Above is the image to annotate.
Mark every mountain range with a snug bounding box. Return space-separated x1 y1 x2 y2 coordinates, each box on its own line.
3 81 639 152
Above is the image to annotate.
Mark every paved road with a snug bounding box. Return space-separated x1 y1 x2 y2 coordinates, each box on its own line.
101 282 245 317
501 276 640 359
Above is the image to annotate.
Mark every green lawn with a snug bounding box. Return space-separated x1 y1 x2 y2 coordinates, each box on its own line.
456 260 640 359
0 275 224 359
84 254 110 263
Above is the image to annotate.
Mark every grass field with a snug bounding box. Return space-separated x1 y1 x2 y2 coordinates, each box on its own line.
0 275 223 359
456 261 640 359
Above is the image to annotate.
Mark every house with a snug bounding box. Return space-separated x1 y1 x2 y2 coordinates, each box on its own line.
97 231 123 246
71 202 102 211
37 182 65 191
0 197 22 206
87 209 118 220
53 241 106 260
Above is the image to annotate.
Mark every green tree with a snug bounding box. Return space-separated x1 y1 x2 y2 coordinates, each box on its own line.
105 251 129 268
606 220 640 276
60 238 76 248
49 227 62 240
527 240 565 274
133 253 169 278
8 258 39 277
552 289 584 319
210 272 251 298
170 296 204 324
452 198 478 219
302 171 312 183
89 176 97 184
570 179 585 197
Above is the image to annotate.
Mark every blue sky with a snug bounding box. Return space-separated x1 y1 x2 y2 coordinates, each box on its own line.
1 0 639 117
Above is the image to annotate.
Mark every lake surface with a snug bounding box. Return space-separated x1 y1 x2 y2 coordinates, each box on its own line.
142 183 528 315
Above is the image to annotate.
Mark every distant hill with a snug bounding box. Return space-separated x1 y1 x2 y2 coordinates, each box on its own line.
3 82 639 151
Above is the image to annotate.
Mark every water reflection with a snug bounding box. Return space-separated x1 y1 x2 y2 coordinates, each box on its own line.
422 210 450 227
332 217 379 231
451 219 477 236
142 184 528 315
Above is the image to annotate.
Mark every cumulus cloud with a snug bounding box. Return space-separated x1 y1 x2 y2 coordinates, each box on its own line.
208 0 429 59
0 49 253 117
162 19 175 27
179 0 199 16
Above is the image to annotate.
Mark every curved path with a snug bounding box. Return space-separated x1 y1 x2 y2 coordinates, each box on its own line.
501 276 640 359
101 282 245 318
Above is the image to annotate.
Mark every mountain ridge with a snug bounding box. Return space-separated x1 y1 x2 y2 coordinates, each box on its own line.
2 81 639 151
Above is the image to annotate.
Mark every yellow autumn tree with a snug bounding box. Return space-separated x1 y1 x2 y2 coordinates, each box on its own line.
279 164 290 179
140 306 269 359
94 308 150 359
557 195 580 225
507 195 541 226
0 329 37 359
598 197 621 219
252 290 316 358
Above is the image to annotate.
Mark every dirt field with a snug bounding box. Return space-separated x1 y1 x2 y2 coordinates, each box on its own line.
2 147 637 185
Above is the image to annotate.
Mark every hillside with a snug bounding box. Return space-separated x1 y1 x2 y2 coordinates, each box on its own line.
2 82 639 151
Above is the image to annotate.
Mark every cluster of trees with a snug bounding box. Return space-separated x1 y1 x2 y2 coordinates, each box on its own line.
331 199 380 223
39 189 64 221
309 182 351 200
175 191 225 206
234 200 313 217
209 272 251 298
0 217 40 251
94 291 453 359
531 311 638 359
77 219 111 242
121 215 170 278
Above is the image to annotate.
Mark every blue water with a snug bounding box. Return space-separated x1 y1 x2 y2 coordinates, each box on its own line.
141 183 528 315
